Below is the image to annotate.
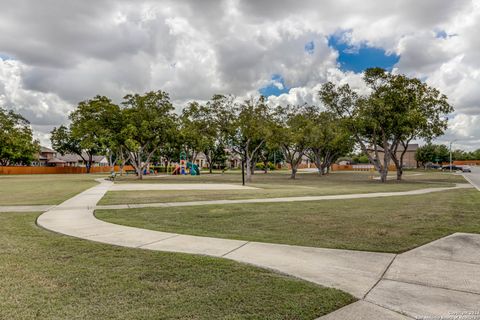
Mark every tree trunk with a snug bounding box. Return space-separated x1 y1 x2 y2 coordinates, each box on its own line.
119 148 124 176
208 150 213 174
86 154 93 173
130 151 144 180
136 154 143 180
380 167 388 183
245 157 252 182
310 150 323 175
290 166 298 179
396 166 402 181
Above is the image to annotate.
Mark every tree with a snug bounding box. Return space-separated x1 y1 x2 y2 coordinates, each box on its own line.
435 144 450 163
364 69 453 180
158 139 182 171
206 95 238 172
306 108 354 175
0 108 39 166
320 82 392 182
415 143 452 167
51 96 120 173
472 149 480 160
227 96 272 182
320 68 452 183
70 96 122 172
415 143 437 167
121 91 177 179
181 101 219 172
208 142 228 171
271 105 313 179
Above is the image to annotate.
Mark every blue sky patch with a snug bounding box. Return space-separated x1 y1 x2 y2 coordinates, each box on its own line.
304 41 315 54
435 30 457 39
435 30 448 39
259 74 290 97
328 33 400 73
0 53 13 60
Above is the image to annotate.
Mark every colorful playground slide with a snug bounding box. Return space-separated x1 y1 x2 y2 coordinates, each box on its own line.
172 162 200 175
187 162 200 175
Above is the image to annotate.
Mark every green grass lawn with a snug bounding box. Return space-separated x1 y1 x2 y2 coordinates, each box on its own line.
99 170 465 205
0 174 105 205
96 188 480 253
0 212 354 319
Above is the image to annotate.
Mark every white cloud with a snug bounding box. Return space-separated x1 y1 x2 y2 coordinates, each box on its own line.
0 0 478 150
0 58 72 146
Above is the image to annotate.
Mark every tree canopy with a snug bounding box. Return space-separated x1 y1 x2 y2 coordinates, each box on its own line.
0 108 39 166
320 67 453 182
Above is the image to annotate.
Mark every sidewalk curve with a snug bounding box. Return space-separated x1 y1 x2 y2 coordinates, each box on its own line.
95 183 472 211
37 179 480 319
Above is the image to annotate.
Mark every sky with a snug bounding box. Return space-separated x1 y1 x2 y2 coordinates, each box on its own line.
0 0 479 151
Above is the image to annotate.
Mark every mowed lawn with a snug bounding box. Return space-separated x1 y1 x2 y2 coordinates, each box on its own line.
96 188 480 253
0 212 354 319
0 174 104 205
99 170 465 205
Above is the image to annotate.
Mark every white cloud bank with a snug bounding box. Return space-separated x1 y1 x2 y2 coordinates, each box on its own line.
0 0 479 149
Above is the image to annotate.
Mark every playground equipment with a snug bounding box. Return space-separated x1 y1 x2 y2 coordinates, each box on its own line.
187 162 200 176
179 151 187 175
172 151 200 176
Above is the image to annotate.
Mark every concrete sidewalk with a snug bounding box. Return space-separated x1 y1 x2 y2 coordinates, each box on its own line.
96 183 472 210
37 179 480 319
109 183 258 191
4 183 469 213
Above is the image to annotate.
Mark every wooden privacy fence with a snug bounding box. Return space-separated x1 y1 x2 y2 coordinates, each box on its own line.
0 165 134 175
451 160 480 166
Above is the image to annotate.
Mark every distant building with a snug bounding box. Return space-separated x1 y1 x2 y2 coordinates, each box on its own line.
35 146 108 167
35 146 57 166
190 150 241 169
367 144 419 168
57 153 108 167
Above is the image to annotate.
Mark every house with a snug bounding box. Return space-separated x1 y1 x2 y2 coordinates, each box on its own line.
57 153 109 167
35 146 57 166
35 146 109 167
367 144 419 168
192 150 242 169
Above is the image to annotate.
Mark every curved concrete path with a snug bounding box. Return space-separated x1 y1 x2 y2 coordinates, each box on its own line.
36 179 480 319
96 183 472 211
4 183 471 213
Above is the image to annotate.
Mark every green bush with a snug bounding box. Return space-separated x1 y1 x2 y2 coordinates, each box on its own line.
255 162 265 170
255 162 276 171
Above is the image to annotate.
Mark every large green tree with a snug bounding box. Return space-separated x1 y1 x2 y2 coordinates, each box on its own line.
271 105 313 179
319 81 396 181
415 143 451 166
226 96 272 182
180 101 219 170
0 108 39 166
364 68 453 180
51 96 120 173
320 68 452 182
121 91 177 179
306 109 354 175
